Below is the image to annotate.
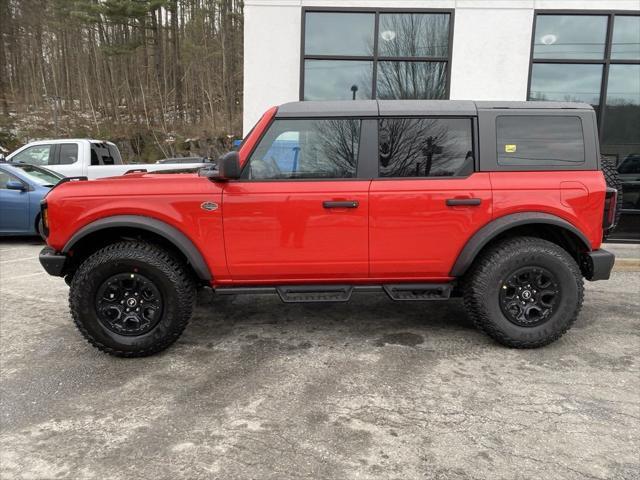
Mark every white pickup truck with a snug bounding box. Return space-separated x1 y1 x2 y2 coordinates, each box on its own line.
6 139 205 179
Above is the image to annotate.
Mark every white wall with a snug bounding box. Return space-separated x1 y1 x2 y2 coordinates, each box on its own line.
243 0 639 133
243 2 302 134
448 5 534 100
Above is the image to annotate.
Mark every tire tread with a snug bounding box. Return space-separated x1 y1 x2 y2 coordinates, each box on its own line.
463 236 584 348
69 241 196 357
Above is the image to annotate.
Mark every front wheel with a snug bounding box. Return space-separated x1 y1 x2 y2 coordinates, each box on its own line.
69 241 196 357
463 237 584 348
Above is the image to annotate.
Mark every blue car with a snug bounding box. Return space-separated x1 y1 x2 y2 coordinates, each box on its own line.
0 163 63 236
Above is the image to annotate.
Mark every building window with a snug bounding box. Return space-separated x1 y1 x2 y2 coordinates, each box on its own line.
528 12 640 213
301 9 453 101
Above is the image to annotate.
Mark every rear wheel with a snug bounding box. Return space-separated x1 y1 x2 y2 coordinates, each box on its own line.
463 237 583 348
69 241 196 357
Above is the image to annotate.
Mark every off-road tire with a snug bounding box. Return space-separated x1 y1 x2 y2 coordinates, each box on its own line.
601 156 623 237
463 237 584 348
35 214 45 239
69 241 196 357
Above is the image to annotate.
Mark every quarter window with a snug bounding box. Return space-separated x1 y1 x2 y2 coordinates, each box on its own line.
378 118 474 177
496 116 585 166
11 145 52 166
302 10 452 101
245 119 361 180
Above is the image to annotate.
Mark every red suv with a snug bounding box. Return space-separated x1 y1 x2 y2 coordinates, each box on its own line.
39 100 619 357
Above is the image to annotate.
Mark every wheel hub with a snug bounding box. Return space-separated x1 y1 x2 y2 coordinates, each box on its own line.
95 273 163 336
499 266 560 327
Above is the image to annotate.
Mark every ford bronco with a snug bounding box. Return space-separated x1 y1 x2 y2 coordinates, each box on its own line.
38 100 620 357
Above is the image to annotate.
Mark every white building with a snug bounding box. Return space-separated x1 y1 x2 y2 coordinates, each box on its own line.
243 0 639 239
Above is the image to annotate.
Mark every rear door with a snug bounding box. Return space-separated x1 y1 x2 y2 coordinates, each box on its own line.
222 117 373 282
50 142 82 177
369 116 492 279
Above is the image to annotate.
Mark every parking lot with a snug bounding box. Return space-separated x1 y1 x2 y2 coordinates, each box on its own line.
0 238 639 480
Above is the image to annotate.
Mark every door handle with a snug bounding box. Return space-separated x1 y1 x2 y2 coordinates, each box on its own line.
446 198 481 206
323 200 359 209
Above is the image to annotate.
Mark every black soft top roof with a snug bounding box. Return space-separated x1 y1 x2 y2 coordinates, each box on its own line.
275 100 593 118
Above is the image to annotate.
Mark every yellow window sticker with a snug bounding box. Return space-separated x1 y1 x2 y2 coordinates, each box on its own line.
505 144 517 153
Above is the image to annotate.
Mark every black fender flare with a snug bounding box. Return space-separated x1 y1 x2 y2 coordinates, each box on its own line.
63 215 212 281
450 212 592 277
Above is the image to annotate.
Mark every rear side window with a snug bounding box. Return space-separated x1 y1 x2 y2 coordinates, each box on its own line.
245 118 360 179
378 118 474 177
58 144 78 165
496 116 585 166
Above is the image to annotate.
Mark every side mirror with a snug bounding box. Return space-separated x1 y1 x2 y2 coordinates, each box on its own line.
199 151 241 181
6 180 26 191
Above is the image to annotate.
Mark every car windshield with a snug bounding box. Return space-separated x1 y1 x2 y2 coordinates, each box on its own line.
13 164 63 186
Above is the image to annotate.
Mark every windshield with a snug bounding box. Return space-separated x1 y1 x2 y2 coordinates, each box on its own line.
13 164 63 186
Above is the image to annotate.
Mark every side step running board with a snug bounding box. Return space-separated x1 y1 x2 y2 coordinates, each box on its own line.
277 285 353 303
383 283 451 301
215 283 452 303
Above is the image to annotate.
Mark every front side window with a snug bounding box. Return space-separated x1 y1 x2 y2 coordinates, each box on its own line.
0 170 16 189
496 116 584 166
302 10 452 101
245 119 360 180
379 118 474 177
11 145 52 166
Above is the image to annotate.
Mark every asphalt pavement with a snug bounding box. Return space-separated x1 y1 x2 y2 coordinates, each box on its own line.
0 238 638 479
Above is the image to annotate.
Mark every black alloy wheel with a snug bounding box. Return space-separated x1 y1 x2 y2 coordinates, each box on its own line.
95 272 164 336
69 241 196 357
499 266 560 327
